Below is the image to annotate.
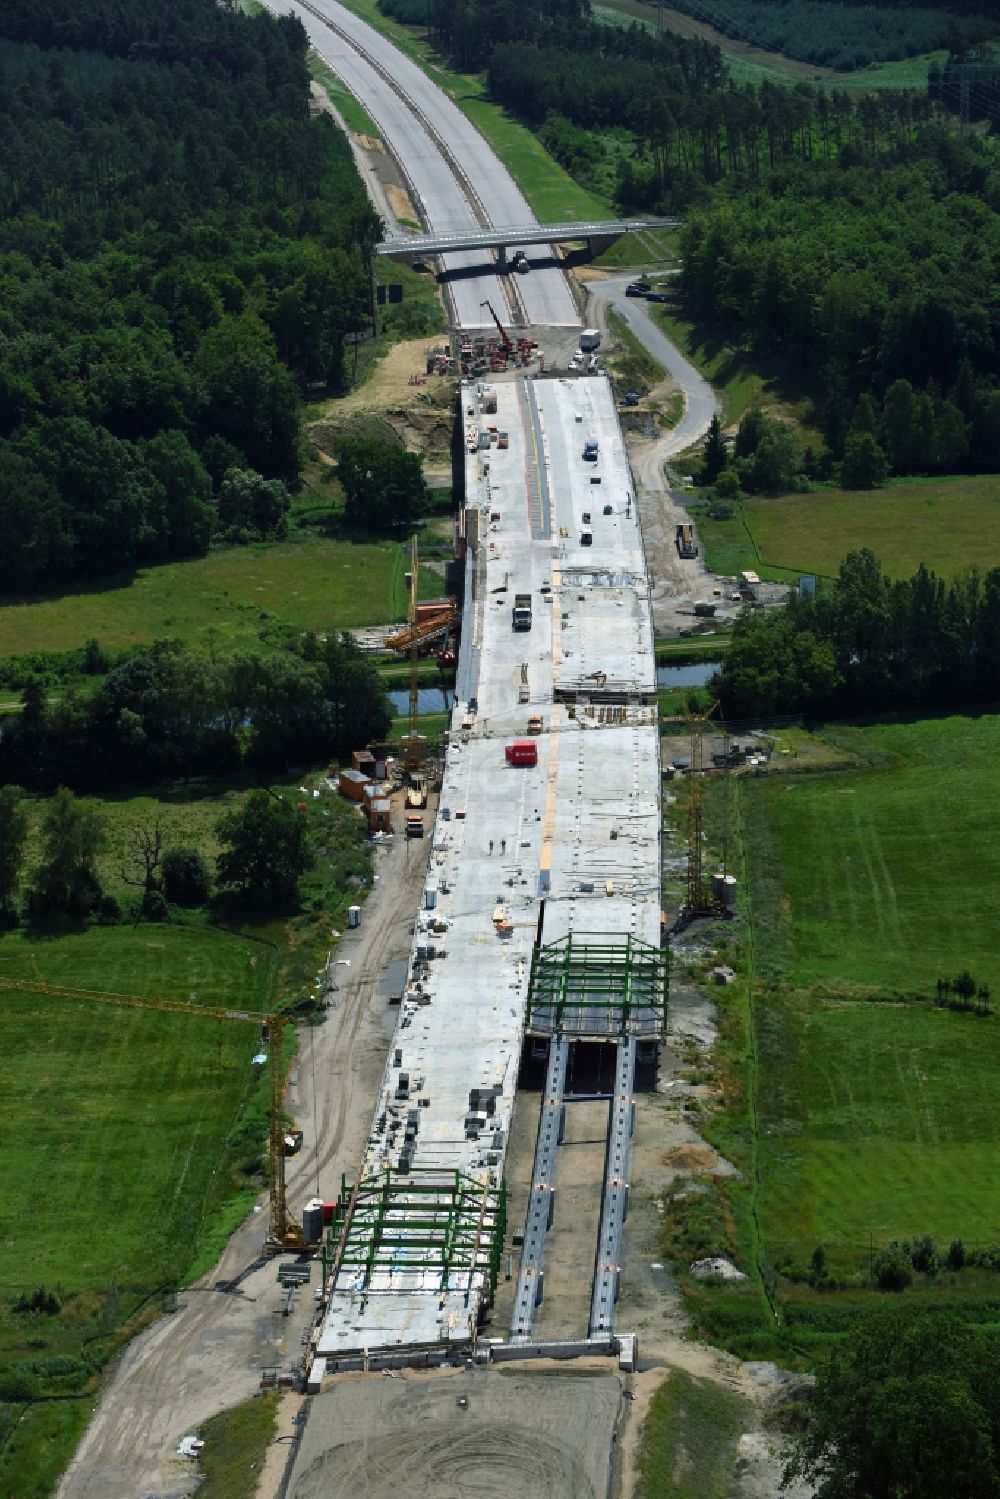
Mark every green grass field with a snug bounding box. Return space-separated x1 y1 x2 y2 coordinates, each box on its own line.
0 921 277 1499
744 717 1000 1260
0 925 277 1288
0 535 410 656
694 475 1000 584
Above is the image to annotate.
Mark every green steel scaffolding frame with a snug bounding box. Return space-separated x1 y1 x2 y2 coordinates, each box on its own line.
322 1169 507 1304
525 932 668 1036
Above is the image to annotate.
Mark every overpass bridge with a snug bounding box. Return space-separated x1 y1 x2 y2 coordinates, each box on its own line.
377 218 681 264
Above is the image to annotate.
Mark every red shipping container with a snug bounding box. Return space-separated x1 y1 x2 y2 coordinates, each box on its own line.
505 740 538 767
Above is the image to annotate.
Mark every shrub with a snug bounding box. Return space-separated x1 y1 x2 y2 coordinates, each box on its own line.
140 889 169 922
946 1239 966 1271
873 1243 912 1291
910 1235 938 1275
162 846 211 906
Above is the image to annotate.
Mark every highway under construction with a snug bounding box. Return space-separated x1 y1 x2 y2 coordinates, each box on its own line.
312 369 665 1376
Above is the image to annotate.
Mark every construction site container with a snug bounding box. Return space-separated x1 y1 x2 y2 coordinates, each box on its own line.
302 1197 325 1244
352 750 376 776
348 905 361 929
505 740 538 767
338 768 370 803
369 798 392 833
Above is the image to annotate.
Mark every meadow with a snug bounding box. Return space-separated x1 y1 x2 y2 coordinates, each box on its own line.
0 925 277 1289
0 535 411 658
744 716 1000 1260
693 475 1000 584
663 717 1000 1362
0 922 277 1498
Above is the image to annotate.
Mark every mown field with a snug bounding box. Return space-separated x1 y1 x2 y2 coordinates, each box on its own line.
0 535 410 657
0 925 277 1288
693 475 1000 584
0 922 276 1499
745 716 1000 1262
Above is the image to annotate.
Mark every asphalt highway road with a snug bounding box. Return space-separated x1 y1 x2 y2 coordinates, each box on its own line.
277 0 579 328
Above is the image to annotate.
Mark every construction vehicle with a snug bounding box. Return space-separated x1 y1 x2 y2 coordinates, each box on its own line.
512 592 532 631
479 300 513 355
527 714 543 735
405 812 424 837
676 522 698 559
3 962 315 1251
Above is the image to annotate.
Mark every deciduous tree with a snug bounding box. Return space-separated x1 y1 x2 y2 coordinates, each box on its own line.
216 790 311 907
28 787 105 918
784 1308 1000 1498
0 784 28 916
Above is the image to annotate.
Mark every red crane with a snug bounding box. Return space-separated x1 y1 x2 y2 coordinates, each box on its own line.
480 300 513 354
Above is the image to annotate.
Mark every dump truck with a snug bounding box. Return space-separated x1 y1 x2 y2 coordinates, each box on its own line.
505 740 538 767
675 522 698 559
512 592 532 631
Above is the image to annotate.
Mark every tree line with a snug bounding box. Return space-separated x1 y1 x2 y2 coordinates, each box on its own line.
0 0 379 593
666 0 997 72
714 550 1000 720
0 633 392 792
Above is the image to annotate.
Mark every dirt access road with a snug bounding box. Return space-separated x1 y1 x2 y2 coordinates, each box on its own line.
56 820 433 1499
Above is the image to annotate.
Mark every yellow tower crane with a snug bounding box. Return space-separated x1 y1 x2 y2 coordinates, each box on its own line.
4 962 316 1252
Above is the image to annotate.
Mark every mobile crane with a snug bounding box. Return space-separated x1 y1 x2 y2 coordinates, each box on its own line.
479 300 513 355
